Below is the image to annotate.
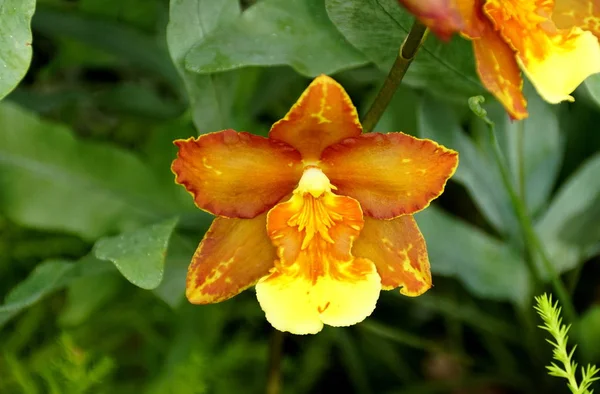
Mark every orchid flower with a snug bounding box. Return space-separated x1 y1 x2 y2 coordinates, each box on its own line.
172 75 458 335
398 0 600 119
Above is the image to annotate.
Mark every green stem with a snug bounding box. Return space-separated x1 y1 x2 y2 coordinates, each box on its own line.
517 120 526 200
361 20 429 133
469 97 577 324
266 330 284 394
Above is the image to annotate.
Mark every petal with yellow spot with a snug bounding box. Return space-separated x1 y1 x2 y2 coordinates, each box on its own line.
353 215 431 297
484 0 600 103
186 213 276 304
396 0 464 40
172 130 302 218
269 75 362 161
256 168 381 334
320 133 458 219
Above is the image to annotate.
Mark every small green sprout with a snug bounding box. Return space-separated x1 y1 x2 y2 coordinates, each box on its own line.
535 294 599 394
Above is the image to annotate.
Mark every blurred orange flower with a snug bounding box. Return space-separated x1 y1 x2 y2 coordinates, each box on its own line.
172 75 458 335
397 0 600 119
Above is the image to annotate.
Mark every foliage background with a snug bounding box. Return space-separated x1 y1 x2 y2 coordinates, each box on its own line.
1 0 600 393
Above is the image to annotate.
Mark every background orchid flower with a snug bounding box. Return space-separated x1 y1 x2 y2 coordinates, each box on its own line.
172 75 458 335
397 0 600 120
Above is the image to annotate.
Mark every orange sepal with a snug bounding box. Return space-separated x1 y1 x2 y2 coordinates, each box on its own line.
269 75 362 161
321 132 458 219
353 215 431 296
172 130 302 219
472 24 528 120
186 214 276 304
396 0 463 40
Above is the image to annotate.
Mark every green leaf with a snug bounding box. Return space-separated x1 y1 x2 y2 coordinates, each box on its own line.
0 260 74 327
32 5 180 87
0 256 115 328
536 153 600 274
94 217 179 290
185 0 367 77
417 94 520 241
0 0 35 100
0 103 177 240
582 73 600 109
577 306 600 362
326 0 483 99
167 0 242 133
415 206 530 303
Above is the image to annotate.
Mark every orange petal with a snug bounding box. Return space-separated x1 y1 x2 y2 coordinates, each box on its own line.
484 0 600 104
320 133 458 219
186 213 276 304
396 0 464 40
353 215 431 296
172 130 302 218
269 75 362 161
553 0 600 39
256 170 380 334
472 22 528 120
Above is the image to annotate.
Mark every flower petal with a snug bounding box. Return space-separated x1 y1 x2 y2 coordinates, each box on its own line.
269 75 362 161
353 215 431 296
396 0 464 40
256 180 380 334
186 214 276 304
173 130 302 218
320 133 458 219
484 0 600 104
472 22 528 119
256 258 380 334
553 0 600 39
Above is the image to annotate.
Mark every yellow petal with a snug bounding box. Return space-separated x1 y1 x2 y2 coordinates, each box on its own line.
484 0 600 103
255 258 380 335
255 168 381 334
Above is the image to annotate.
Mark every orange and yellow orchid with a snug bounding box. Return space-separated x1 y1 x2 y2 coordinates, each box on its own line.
172 75 458 335
397 0 600 120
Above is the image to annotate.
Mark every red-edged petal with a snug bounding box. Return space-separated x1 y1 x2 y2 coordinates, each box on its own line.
353 215 431 296
397 0 463 40
172 130 302 218
186 214 275 304
269 75 362 161
321 133 458 219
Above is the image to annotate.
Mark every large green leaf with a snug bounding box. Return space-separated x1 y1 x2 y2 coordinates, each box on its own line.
536 153 600 274
0 0 35 100
94 217 179 290
167 0 242 133
0 103 177 240
416 207 530 303
0 260 73 327
0 256 113 328
577 306 600 362
185 0 367 77
417 95 520 241
326 0 483 99
32 5 179 87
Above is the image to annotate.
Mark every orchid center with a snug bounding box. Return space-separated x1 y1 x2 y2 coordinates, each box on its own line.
295 167 336 198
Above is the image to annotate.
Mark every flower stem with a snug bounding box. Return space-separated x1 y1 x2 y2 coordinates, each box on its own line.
469 97 577 324
266 329 284 394
361 20 429 133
